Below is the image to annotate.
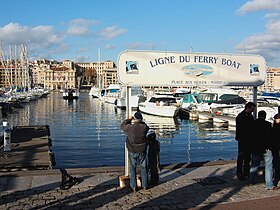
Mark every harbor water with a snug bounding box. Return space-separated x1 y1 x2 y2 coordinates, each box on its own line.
6 92 237 168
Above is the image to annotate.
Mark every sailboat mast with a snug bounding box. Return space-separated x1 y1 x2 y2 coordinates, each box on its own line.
15 45 19 88
25 45 30 90
0 44 9 88
9 45 13 87
98 48 102 89
20 45 29 91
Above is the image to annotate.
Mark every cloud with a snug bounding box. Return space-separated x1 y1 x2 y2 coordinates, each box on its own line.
74 55 91 62
49 44 70 54
126 42 155 49
0 22 66 61
236 1 280 64
0 22 63 48
265 18 280 33
76 47 90 53
104 44 116 50
238 0 280 15
235 18 280 62
98 26 127 40
67 18 99 36
264 12 280 18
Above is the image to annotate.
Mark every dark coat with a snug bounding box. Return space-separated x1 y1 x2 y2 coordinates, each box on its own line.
235 110 255 151
272 123 280 150
148 139 160 173
250 118 272 153
120 119 149 153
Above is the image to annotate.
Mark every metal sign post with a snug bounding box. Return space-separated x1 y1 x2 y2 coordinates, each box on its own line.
125 86 132 177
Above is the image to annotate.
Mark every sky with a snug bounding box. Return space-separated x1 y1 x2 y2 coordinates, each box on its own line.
1 0 280 67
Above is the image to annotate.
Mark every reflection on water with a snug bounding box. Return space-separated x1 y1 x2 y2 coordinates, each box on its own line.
6 92 237 168
142 113 180 139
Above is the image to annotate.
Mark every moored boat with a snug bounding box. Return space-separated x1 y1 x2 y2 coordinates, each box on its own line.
138 95 179 117
63 88 79 100
115 86 146 109
103 84 121 104
89 86 101 99
181 88 246 111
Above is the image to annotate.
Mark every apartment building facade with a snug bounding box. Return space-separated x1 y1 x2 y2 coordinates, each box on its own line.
29 59 117 90
75 61 117 89
30 59 76 90
261 66 280 91
2 58 278 92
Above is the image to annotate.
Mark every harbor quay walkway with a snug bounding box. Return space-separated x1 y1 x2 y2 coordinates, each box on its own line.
1 161 280 209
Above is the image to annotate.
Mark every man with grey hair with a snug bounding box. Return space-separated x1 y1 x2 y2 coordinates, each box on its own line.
121 111 149 192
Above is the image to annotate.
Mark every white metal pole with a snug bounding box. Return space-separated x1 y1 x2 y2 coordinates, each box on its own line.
125 86 132 176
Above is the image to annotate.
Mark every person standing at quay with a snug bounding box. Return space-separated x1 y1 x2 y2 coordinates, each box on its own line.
249 111 274 190
235 102 256 180
120 111 149 192
272 114 280 186
147 131 160 186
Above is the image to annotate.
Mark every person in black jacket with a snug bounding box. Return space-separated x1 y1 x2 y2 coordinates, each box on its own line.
272 114 280 186
235 102 256 180
249 111 274 190
147 131 160 186
120 111 149 192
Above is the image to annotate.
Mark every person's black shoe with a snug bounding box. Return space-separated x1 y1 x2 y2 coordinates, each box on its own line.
131 188 137 193
274 179 280 186
237 174 247 180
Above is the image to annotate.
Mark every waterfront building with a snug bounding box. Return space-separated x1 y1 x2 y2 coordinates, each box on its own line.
30 59 76 90
102 67 118 88
45 66 76 90
29 59 117 90
31 59 53 88
260 67 280 91
75 60 117 88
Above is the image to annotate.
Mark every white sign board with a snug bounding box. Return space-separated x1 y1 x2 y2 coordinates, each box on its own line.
117 50 266 87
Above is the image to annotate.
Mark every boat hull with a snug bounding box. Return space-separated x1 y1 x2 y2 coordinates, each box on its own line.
63 89 79 100
139 103 179 117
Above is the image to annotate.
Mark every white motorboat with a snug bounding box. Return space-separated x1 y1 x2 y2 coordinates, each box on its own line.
257 96 280 106
63 88 79 100
181 88 246 111
138 95 180 117
89 86 101 99
103 84 121 104
115 86 146 109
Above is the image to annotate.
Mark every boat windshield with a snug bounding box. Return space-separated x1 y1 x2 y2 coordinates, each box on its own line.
219 94 240 100
182 94 202 103
199 93 218 102
108 89 119 93
149 97 177 104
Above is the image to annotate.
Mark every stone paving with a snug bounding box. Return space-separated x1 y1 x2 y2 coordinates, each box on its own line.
1 162 280 209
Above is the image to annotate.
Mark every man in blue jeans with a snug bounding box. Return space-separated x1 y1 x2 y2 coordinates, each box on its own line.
249 110 275 190
121 111 149 192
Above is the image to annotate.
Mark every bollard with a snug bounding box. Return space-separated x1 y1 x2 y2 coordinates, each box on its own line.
3 121 11 152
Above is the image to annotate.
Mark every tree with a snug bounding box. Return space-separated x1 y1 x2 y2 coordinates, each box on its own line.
84 68 97 85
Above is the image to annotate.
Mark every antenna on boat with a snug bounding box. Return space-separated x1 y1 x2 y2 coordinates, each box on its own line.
243 44 247 54
189 45 193 53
